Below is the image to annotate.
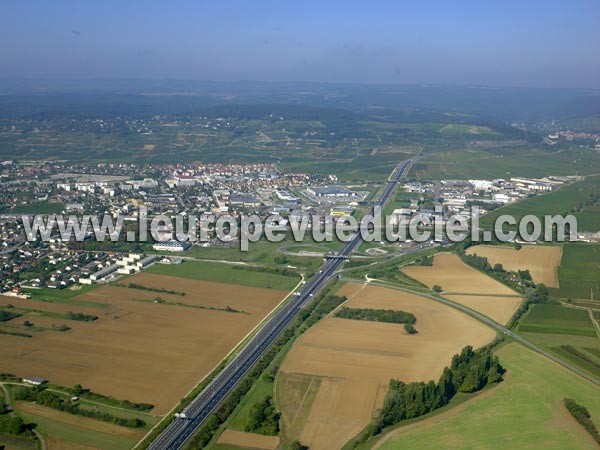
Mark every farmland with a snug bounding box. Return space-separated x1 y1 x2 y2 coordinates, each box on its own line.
276 283 495 450
0 272 288 415
144 259 300 290
517 304 596 337
15 401 143 450
466 244 562 287
444 295 522 326
401 253 517 296
480 175 600 232
216 429 279 450
401 253 522 324
409 147 600 181
550 244 600 300
515 301 600 378
372 343 600 450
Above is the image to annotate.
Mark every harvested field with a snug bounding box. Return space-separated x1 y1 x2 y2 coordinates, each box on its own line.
15 402 143 440
216 429 280 450
46 436 100 450
277 283 495 450
7 315 74 330
444 295 522 325
466 245 562 287
0 274 287 414
402 253 522 324
401 253 517 296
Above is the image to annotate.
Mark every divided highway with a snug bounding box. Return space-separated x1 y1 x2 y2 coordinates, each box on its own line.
148 159 413 450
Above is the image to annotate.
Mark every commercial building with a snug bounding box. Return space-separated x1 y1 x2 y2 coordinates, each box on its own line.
307 185 357 197
153 240 192 252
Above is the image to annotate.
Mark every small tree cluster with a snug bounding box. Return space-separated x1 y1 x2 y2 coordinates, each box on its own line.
245 396 279 435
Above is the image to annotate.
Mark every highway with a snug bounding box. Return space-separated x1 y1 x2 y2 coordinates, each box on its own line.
148 158 413 450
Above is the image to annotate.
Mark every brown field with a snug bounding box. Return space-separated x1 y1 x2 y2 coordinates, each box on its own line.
216 429 280 450
402 253 522 324
46 437 99 450
16 402 144 440
466 245 562 287
7 315 74 330
0 274 286 414
402 253 517 295
444 295 522 325
277 283 495 450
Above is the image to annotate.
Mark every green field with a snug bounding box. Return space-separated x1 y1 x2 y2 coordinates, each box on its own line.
10 202 65 214
225 375 275 433
411 148 600 180
146 260 299 290
551 244 600 300
517 304 596 337
374 343 600 450
22 284 105 308
481 175 600 232
15 408 136 450
173 238 339 272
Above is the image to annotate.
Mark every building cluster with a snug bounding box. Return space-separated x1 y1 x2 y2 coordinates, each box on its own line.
0 248 160 296
391 175 580 223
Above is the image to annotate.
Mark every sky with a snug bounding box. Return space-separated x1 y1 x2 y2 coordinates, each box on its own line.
1 0 599 89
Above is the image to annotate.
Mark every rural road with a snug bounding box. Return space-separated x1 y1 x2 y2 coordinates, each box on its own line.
147 159 415 450
345 278 600 387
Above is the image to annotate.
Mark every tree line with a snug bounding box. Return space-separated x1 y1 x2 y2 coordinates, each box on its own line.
354 345 504 445
123 282 186 296
458 247 550 328
335 307 417 334
232 264 300 279
70 384 153 411
16 387 146 428
564 398 600 444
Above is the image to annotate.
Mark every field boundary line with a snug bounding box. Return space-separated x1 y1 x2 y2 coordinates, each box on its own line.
341 276 600 387
132 274 304 449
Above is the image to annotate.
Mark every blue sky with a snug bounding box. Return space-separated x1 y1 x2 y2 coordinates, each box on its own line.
1 0 599 88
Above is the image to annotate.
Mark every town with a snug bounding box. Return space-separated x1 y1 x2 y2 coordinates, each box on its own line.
0 157 587 295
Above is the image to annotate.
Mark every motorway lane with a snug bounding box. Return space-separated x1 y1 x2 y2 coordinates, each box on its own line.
149 159 413 450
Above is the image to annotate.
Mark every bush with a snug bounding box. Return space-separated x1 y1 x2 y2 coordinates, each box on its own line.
0 415 28 435
564 398 600 444
67 312 98 322
404 323 417 334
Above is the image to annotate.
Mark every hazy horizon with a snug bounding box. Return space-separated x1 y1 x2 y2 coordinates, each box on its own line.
2 0 599 90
